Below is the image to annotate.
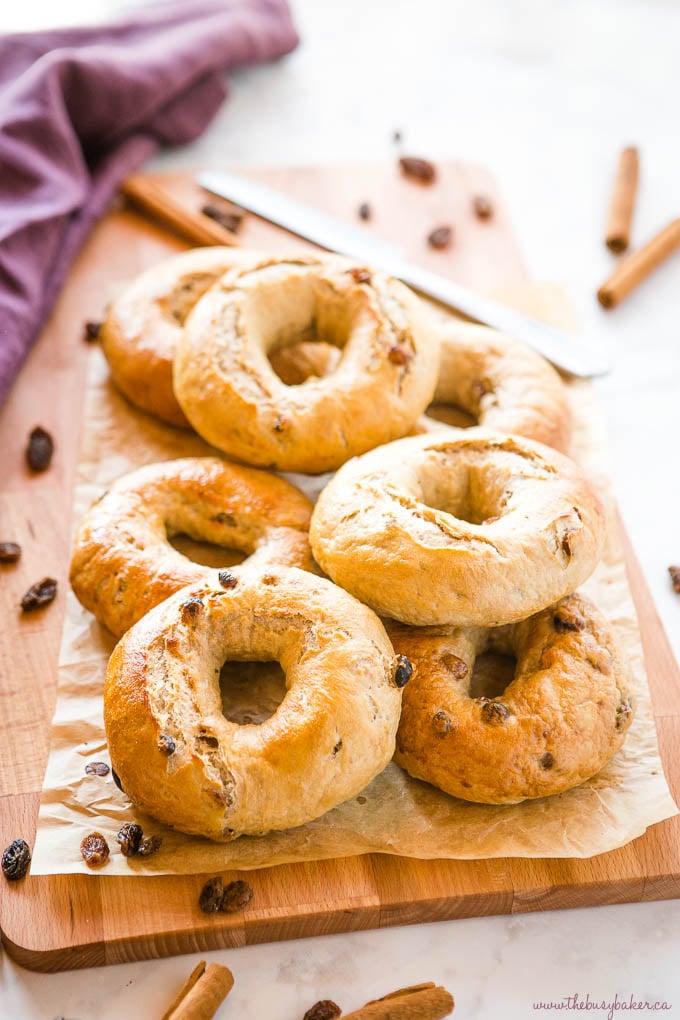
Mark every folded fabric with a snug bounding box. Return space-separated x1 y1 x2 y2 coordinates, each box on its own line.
0 0 298 409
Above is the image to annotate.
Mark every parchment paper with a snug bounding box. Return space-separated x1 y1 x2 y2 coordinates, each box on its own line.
31 327 678 875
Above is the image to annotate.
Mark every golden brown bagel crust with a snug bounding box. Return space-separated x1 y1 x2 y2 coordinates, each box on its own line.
104 566 402 840
173 254 441 473
70 457 315 637
100 247 254 427
310 429 606 627
419 322 573 452
390 592 634 803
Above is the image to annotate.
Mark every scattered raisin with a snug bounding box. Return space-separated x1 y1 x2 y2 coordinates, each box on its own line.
303 1001 342 1020
218 570 238 589
212 511 236 526
220 878 254 913
332 739 343 756
111 768 124 793
201 203 245 234
21 577 57 612
348 266 372 284
540 752 555 770
356 795 367 805
669 566 680 594
394 654 413 688
83 320 102 342
388 345 412 366
26 426 54 472
399 156 436 183
138 834 163 857
2 839 31 881
274 415 286 432
478 699 510 724
85 761 110 777
358 202 372 221
181 596 204 620
473 194 494 220
0 542 21 564
561 529 579 559
441 652 468 679
80 832 110 867
157 733 176 756
116 823 143 857
616 698 633 730
431 711 451 738
427 225 452 250
199 876 224 913
553 611 584 633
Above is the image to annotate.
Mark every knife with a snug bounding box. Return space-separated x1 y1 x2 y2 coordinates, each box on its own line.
197 169 609 378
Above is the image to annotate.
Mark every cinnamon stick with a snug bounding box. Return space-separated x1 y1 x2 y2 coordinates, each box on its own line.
342 982 454 1019
605 146 639 253
161 961 234 1020
597 218 680 308
122 175 240 248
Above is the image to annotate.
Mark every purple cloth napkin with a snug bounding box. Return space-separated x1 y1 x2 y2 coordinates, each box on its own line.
0 0 298 409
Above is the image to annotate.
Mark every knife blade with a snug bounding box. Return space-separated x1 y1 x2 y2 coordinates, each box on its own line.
197 169 609 378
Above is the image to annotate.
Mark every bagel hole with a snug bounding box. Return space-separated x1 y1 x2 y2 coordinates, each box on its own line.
418 460 505 525
269 340 341 386
425 403 477 429
468 652 517 700
169 535 246 569
219 659 287 725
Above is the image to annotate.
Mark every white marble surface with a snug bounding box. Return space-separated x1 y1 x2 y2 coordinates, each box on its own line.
3 0 680 1016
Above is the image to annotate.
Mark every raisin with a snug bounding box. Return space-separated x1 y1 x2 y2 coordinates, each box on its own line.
80 832 110 867
540 752 555 770
553 612 584 633
616 698 633 730
181 596 203 620
303 1001 342 1020
274 415 286 432
138 834 163 857
199 876 224 913
478 699 510 724
388 344 412 367
332 739 343 756
85 761 110 777
218 570 238 589
427 225 453 250
441 652 468 679
394 654 413 688
473 194 494 220
431 711 451 738
348 266 372 284
83 320 102 342
399 156 436 183
669 566 680 594
21 577 57 612
157 733 176 756
26 426 54 472
201 203 245 234
0 542 21 564
111 768 125 793
2 839 31 881
358 202 372 220
220 879 254 913
116 823 143 857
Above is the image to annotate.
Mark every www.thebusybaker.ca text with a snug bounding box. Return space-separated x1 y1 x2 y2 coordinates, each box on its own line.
533 993 672 1019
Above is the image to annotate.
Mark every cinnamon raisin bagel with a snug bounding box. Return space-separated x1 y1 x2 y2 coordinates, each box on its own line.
173 254 441 473
100 247 254 427
104 566 403 840
420 322 572 452
389 592 634 803
310 429 605 627
70 457 315 637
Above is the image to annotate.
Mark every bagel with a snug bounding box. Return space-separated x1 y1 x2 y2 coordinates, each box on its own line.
70 457 315 637
100 247 254 427
104 566 403 840
310 429 605 627
419 322 572 452
390 592 634 803
173 254 441 473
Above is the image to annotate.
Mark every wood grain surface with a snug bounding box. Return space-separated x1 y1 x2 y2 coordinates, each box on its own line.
1 162 678 973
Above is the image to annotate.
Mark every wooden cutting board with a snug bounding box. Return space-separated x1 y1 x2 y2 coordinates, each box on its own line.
1 162 679 973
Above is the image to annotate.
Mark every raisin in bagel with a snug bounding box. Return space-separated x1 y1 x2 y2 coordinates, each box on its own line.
310 429 605 627
419 322 572 452
389 592 634 803
104 566 403 840
70 457 315 637
100 247 256 427
173 254 441 473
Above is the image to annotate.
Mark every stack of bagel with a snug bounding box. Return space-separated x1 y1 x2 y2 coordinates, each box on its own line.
69 248 633 843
